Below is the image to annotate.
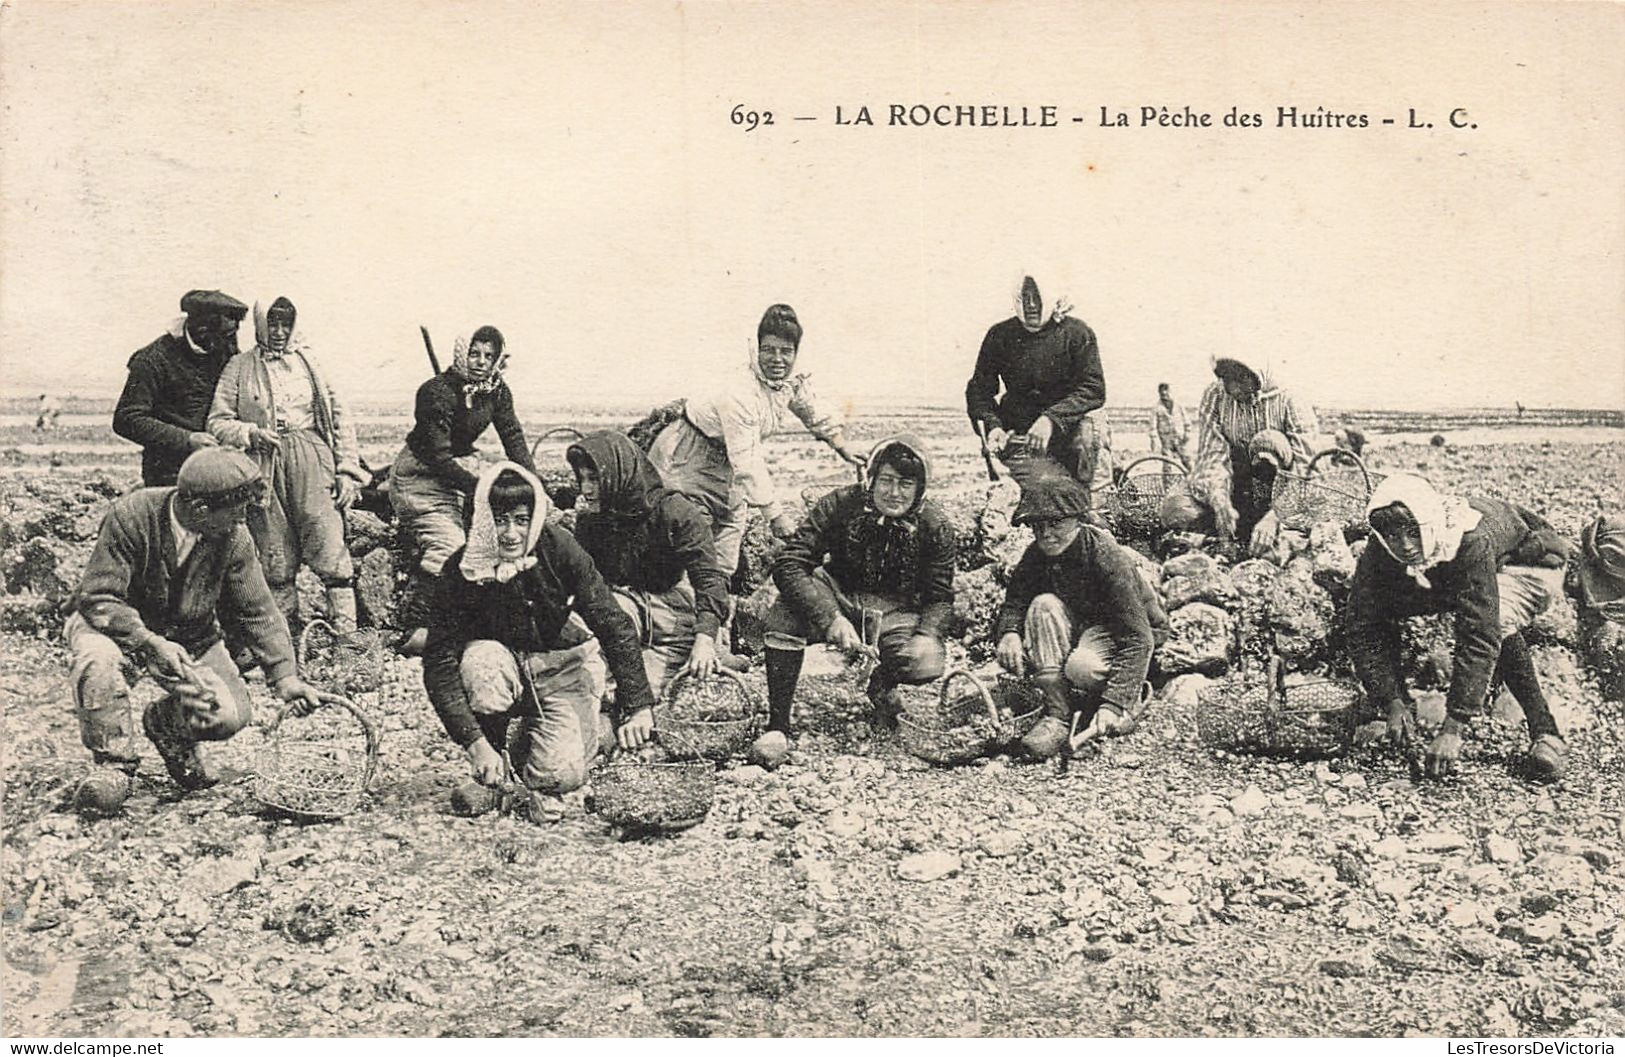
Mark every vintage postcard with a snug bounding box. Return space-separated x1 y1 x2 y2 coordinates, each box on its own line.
1 0 1621 1042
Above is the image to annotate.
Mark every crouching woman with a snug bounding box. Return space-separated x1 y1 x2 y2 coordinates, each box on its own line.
755 435 957 755
421 463 659 823
1346 473 1573 780
995 474 1166 760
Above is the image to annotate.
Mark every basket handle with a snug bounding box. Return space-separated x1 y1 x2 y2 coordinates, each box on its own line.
939 668 1000 727
1304 447 1373 493
1120 454 1188 480
529 425 586 462
265 692 382 789
297 617 335 670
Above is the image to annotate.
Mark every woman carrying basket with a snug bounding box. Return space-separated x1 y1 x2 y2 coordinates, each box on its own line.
1166 353 1318 552
1346 473 1574 781
647 304 866 578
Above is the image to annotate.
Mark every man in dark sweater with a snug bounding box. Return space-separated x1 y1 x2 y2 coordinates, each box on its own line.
754 435 956 756
566 430 731 692
996 473 1159 759
1347 473 1574 780
965 272 1107 493
422 462 658 823
113 290 248 487
66 449 325 816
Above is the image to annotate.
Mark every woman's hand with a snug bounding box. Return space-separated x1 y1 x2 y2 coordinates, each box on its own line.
465 738 508 786
770 512 799 540
617 708 655 751
681 635 720 680
334 475 360 511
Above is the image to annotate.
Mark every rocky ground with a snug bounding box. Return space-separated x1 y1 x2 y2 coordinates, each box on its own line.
2 410 1622 1037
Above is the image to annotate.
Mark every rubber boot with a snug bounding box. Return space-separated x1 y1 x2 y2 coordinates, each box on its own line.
763 647 803 735
865 667 901 732
1021 670 1072 759
394 568 436 656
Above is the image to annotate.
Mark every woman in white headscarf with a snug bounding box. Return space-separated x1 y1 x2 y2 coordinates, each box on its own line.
964 270 1108 493
388 324 535 652
208 297 363 633
420 462 658 823
1345 472 1574 781
647 303 865 575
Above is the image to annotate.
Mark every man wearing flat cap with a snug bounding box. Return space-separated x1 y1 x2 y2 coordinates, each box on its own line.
114 290 248 487
65 448 327 817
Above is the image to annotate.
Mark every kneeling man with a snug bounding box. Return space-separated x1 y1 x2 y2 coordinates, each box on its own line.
67 449 323 814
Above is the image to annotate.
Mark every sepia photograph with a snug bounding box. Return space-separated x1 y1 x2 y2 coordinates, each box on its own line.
1 0 1622 1041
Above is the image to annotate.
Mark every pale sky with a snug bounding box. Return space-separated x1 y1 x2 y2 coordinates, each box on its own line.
1 1 1622 412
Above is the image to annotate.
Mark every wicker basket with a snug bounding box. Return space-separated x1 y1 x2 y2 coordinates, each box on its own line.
297 619 386 697
994 676 1046 739
1272 448 1377 532
660 668 762 761
1100 455 1189 542
898 669 1010 765
1196 657 1360 758
590 758 715 832
254 694 380 820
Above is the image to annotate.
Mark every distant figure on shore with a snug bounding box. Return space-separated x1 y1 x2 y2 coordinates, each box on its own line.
1333 426 1368 457
34 393 62 431
1149 382 1191 471
1516 401 1526 419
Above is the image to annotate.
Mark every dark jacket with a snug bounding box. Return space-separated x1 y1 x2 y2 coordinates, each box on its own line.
996 525 1153 712
965 316 1105 438
773 434 957 639
71 488 296 682
421 525 656 748
568 431 729 638
113 331 234 486
1346 497 1567 721
403 372 533 492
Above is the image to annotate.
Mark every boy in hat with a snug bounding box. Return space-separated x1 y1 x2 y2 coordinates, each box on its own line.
114 290 249 486
421 462 658 823
67 449 326 815
753 435 956 756
1347 473 1574 780
994 473 1164 759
